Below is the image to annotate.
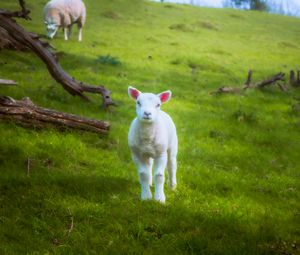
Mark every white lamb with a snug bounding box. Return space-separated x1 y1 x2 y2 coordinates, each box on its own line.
128 86 178 203
44 0 86 41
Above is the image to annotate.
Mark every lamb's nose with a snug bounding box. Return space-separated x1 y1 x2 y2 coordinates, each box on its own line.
144 111 151 117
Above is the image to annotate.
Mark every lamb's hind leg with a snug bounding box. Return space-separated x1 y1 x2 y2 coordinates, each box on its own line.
77 22 83 42
77 15 85 42
167 151 177 190
132 154 152 200
78 27 83 42
67 25 72 39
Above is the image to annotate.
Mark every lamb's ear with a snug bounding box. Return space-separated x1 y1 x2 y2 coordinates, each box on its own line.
158 90 172 103
128 86 141 100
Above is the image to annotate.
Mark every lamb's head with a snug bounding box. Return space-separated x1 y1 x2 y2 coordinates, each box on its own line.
44 20 58 39
128 86 172 123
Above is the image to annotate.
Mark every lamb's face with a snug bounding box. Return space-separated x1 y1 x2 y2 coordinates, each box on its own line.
128 86 172 123
136 93 161 123
45 21 58 39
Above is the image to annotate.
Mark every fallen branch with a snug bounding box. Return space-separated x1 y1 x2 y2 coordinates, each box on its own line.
0 79 17 85
0 96 109 134
0 1 115 108
255 72 285 88
212 71 288 94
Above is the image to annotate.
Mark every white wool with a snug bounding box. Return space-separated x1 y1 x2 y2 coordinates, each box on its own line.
128 87 178 203
44 0 86 41
45 0 85 21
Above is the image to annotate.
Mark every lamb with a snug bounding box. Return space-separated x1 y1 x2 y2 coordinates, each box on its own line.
128 86 178 203
44 0 86 41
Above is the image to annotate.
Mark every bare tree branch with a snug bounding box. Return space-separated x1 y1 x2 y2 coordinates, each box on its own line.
0 1 115 108
255 72 285 88
0 96 110 134
0 0 31 20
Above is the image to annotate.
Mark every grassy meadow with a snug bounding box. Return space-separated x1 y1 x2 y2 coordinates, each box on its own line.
0 0 300 254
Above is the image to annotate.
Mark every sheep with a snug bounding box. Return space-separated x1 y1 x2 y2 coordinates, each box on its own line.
128 86 178 203
44 0 86 41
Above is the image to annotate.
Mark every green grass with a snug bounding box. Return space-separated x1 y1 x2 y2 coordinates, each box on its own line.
1 0 300 254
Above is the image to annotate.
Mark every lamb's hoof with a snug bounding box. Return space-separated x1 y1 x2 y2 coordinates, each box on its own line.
154 193 166 203
141 190 152 201
169 182 177 190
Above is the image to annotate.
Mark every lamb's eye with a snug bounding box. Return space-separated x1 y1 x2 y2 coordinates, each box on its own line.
156 103 160 108
137 101 141 106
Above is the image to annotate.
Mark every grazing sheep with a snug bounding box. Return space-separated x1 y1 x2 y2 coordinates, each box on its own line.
128 86 178 203
44 0 86 41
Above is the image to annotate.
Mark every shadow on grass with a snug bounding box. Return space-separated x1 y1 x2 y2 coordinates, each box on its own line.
1 171 133 205
56 197 292 255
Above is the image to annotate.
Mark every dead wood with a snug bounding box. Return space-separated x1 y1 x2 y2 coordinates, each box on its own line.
0 1 115 108
0 0 30 20
244 70 253 88
255 72 285 88
277 82 288 92
0 26 28 50
210 86 242 94
290 70 295 86
212 71 288 94
0 96 109 134
0 79 17 85
291 70 300 87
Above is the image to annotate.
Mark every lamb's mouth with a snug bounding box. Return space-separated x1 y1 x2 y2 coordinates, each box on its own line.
142 117 152 121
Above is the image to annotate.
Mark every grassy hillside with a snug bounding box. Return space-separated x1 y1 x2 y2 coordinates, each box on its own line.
1 0 300 254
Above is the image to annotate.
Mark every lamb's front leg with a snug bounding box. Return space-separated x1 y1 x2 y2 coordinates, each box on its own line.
154 154 168 203
132 154 152 200
64 27 69 40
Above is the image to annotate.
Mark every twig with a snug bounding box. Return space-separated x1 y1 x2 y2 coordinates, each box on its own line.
27 157 32 176
244 69 253 88
277 82 288 92
289 70 300 87
19 0 30 19
52 208 74 245
290 70 295 86
66 208 74 238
